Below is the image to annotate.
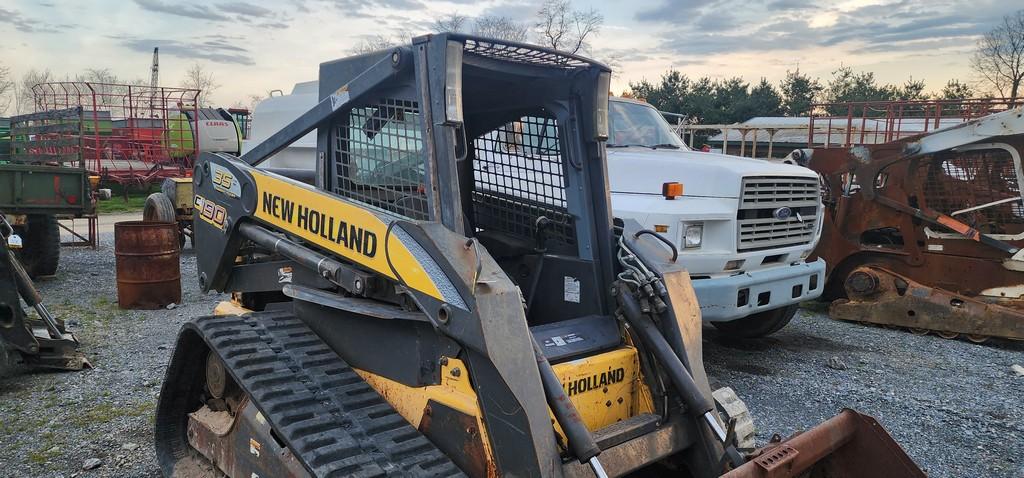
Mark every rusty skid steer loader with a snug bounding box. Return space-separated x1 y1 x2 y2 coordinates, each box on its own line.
806 105 1024 342
154 34 922 477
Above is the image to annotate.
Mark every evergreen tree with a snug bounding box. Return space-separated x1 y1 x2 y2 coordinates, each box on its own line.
779 69 822 116
939 79 974 99
745 78 784 118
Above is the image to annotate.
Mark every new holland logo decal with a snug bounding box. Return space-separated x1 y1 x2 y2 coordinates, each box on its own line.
564 368 626 396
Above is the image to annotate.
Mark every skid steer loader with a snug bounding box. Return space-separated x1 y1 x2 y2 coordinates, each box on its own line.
805 105 1024 342
154 34 923 477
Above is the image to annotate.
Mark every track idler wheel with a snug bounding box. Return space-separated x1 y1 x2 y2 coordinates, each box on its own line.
845 270 880 297
204 351 242 413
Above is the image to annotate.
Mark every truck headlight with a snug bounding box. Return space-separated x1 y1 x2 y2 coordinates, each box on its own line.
684 224 703 248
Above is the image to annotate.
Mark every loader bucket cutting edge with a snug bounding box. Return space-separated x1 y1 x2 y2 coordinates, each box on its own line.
722 409 925 478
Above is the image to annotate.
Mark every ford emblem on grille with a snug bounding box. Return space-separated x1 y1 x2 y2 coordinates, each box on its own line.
773 207 793 220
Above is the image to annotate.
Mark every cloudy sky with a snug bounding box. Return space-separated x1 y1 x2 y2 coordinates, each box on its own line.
0 0 1016 107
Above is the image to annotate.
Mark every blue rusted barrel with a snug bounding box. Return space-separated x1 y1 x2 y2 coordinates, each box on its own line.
114 221 181 309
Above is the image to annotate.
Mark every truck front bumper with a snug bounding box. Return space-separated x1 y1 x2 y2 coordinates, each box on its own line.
691 258 826 322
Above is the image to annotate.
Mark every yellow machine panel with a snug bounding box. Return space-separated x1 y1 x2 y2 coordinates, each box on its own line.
167 177 195 211
356 357 498 477
249 170 446 301
552 346 653 432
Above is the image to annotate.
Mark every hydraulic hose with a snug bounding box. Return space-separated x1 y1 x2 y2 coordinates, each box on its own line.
531 337 607 478
615 286 728 443
6 247 64 339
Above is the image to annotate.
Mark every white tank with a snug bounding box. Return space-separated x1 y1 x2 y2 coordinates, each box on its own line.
243 81 319 169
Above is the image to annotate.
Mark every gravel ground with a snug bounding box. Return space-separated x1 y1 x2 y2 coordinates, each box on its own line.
0 231 223 477
0 232 1022 477
704 305 1024 478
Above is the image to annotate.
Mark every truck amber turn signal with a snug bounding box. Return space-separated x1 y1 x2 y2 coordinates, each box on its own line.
662 181 683 199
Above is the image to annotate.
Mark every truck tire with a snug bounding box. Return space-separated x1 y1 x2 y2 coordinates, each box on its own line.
144 192 185 249
16 214 61 278
712 303 798 338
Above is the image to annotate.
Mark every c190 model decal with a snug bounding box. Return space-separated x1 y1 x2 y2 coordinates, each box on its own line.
564 367 626 396
194 195 227 230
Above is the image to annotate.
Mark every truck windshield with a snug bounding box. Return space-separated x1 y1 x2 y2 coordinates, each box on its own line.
608 100 688 150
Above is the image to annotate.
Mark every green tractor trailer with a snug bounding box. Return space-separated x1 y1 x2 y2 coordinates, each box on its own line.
1 108 96 277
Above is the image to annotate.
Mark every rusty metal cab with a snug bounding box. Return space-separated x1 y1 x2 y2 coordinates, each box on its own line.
804 99 1024 342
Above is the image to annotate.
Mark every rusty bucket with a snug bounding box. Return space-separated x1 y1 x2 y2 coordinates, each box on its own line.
115 221 181 309
723 409 924 478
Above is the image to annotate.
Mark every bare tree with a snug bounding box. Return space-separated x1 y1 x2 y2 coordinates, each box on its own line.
77 68 120 84
350 34 398 54
231 93 266 112
534 0 603 54
971 10 1024 102
247 93 265 111
349 29 418 55
75 68 125 107
181 63 221 106
0 64 13 115
432 13 529 43
433 13 469 33
474 15 530 43
15 69 53 114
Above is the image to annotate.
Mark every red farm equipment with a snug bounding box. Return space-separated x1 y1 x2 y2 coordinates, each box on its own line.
30 82 243 187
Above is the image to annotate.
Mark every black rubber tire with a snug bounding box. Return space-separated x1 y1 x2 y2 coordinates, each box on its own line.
144 192 186 250
15 214 61 279
712 303 798 338
143 192 177 223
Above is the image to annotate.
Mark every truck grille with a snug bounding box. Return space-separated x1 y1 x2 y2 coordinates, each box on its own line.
737 176 820 252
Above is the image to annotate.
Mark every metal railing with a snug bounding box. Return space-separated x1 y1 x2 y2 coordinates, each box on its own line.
664 98 1019 159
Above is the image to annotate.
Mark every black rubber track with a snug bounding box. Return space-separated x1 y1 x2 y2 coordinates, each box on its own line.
172 310 465 477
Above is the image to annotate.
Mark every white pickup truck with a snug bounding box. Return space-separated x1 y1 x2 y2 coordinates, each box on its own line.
245 86 825 337
607 97 825 336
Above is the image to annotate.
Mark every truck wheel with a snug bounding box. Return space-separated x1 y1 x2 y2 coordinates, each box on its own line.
16 214 61 278
712 304 798 338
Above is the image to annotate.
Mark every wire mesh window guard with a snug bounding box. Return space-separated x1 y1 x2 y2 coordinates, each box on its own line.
463 39 590 69
333 98 428 220
920 149 1024 229
472 115 575 245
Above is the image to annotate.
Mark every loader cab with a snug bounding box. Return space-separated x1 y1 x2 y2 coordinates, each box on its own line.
318 34 616 327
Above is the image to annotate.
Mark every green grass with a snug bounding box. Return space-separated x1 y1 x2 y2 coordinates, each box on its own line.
97 193 149 214
44 298 120 327
68 400 156 428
